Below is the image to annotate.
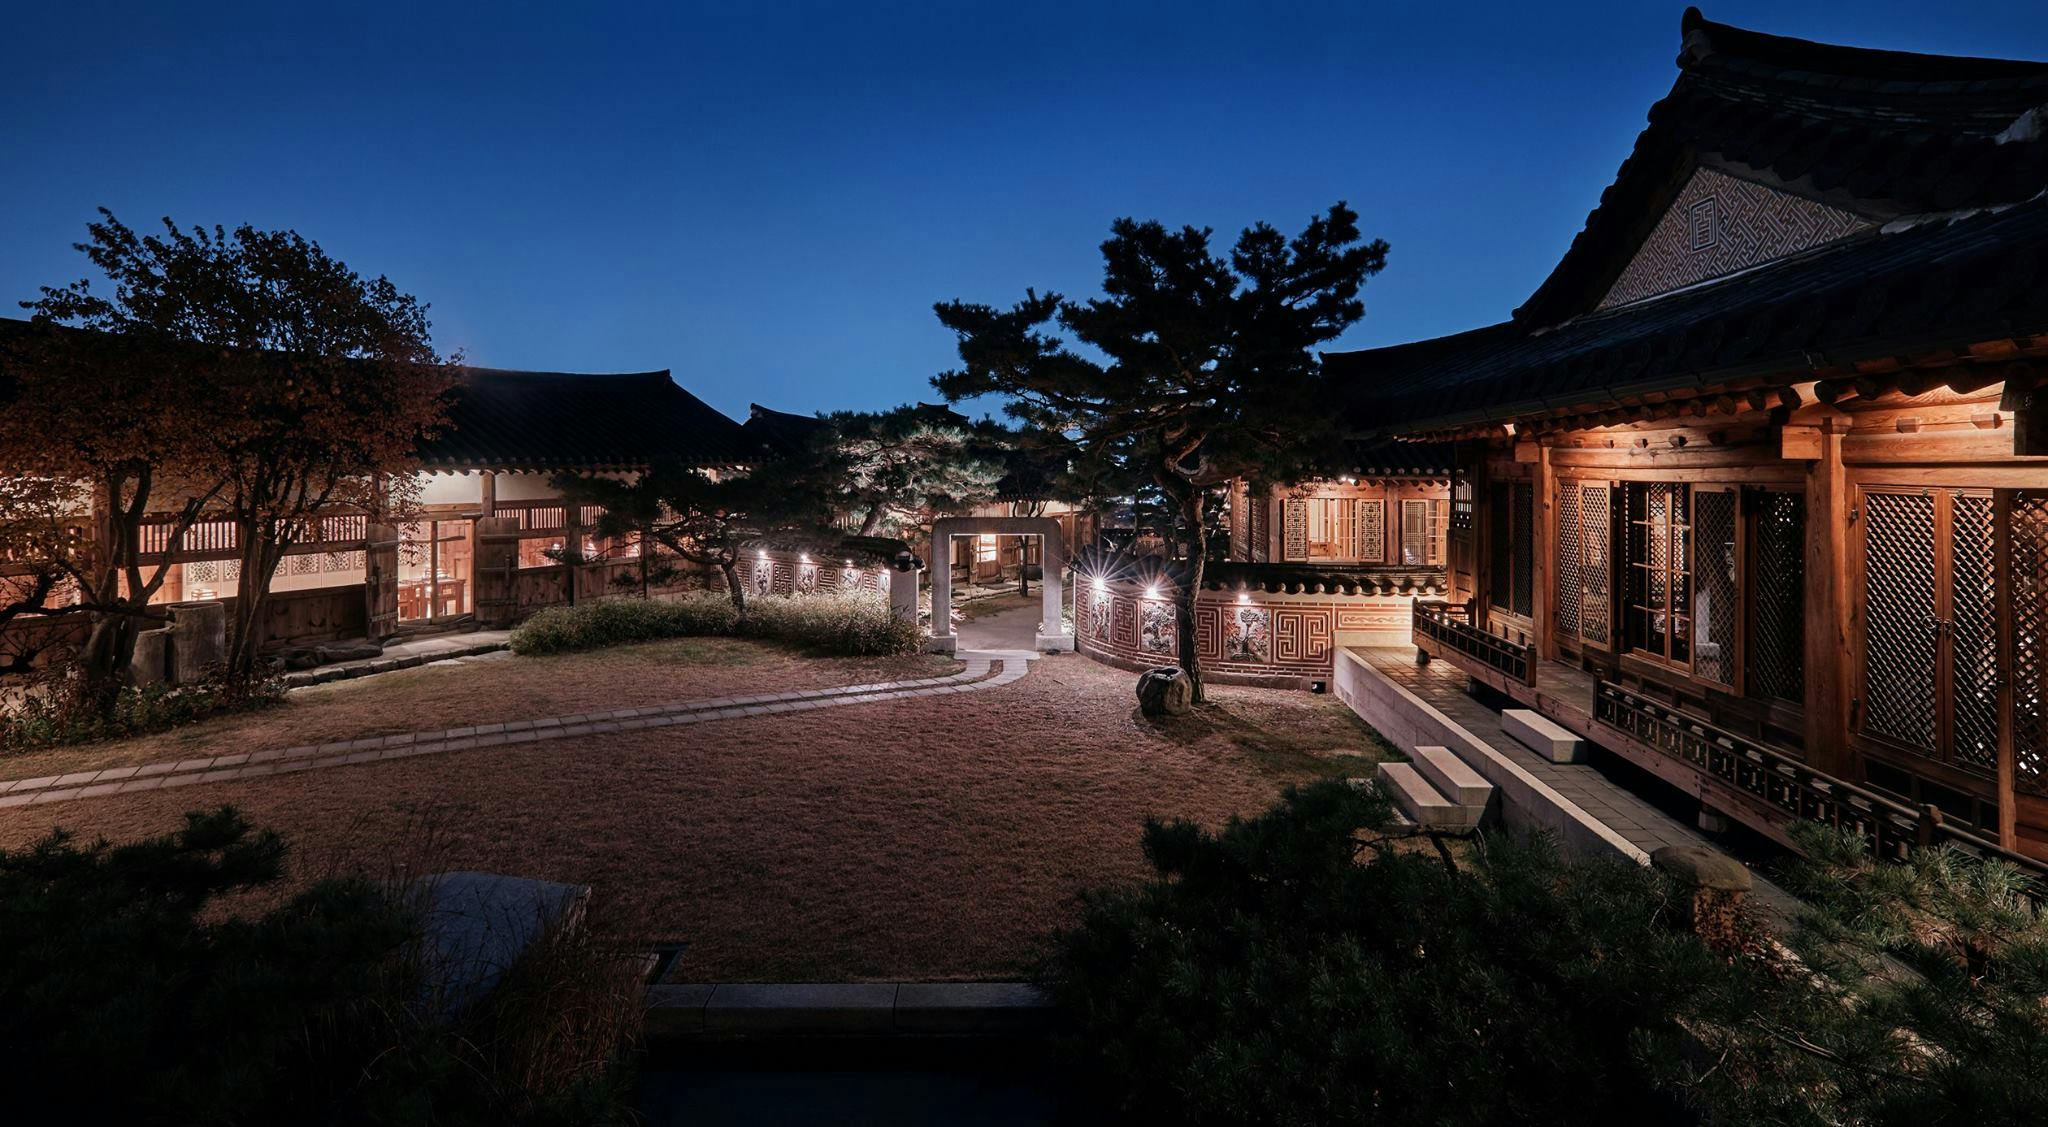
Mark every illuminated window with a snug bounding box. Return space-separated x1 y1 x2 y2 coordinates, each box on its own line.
976 534 997 564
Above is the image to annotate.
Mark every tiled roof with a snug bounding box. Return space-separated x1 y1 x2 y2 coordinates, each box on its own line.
424 367 753 471
742 403 831 457
1326 10 2048 433
1 318 750 471
1516 8 2048 327
1330 198 2048 431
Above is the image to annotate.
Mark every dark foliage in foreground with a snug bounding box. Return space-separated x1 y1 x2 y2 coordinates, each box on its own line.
1042 782 1738 1123
1046 781 2048 1126
0 807 640 1126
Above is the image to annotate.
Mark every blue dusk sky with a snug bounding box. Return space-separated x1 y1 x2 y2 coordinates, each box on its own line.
5 2 2045 421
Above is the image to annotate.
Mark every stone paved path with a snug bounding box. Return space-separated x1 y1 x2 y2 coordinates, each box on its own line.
0 650 1036 808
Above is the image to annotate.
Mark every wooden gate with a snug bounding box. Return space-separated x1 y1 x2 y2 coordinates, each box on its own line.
474 516 523 628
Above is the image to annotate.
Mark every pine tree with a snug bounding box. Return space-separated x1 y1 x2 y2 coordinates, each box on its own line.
934 206 1386 702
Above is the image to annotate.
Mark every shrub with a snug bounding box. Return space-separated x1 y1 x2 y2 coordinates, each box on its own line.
1 670 286 754
509 591 917 657
0 806 641 1125
737 591 923 656
1043 781 1778 1125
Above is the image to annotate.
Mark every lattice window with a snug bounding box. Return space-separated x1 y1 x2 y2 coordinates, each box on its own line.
1248 493 1270 563
1861 492 1939 754
1624 482 1690 665
1354 498 1385 562
1488 483 1511 613
1694 490 1737 686
1400 499 1434 566
1748 491 1805 704
1556 485 1583 640
1950 494 1999 775
1511 482 1534 617
1450 473 1474 534
1581 485 1612 646
1281 498 1307 562
2014 493 2048 797
1228 482 1249 561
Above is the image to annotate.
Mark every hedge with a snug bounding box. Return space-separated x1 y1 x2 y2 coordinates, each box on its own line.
509 591 920 658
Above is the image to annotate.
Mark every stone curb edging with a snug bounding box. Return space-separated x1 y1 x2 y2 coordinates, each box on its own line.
0 653 1033 808
647 981 1053 1036
281 640 510 688
1333 650 1649 866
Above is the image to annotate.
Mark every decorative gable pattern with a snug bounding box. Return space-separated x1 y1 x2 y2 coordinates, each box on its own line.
1597 168 1871 310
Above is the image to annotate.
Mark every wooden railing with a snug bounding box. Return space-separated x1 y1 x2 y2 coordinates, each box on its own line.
137 513 371 560
1412 599 1535 685
1593 680 2048 886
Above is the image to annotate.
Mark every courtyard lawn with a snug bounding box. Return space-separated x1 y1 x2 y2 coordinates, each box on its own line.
0 644 1395 982
0 637 955 782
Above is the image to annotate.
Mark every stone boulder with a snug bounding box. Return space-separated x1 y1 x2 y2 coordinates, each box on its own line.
316 640 385 664
1136 666 1193 717
412 871 590 1017
279 647 324 671
166 601 227 683
129 627 172 687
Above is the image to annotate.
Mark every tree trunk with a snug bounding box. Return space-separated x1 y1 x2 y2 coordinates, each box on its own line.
721 559 748 614
859 505 887 537
75 611 138 707
226 528 287 682
1174 488 1208 705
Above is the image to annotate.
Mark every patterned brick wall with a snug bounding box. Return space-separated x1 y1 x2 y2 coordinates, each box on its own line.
734 551 889 599
1598 167 1871 310
1077 577 1414 683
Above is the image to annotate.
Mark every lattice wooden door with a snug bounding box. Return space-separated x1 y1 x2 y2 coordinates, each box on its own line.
1856 487 1999 782
2010 492 2048 801
1553 482 1613 649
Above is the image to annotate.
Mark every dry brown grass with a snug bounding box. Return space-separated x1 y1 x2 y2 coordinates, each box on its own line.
0 637 954 782
0 651 1393 982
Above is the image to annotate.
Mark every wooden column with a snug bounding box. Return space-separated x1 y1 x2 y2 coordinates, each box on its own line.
478 471 496 519
1802 420 1852 776
1532 443 1556 661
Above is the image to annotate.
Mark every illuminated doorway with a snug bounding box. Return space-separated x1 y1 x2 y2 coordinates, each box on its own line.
398 519 474 623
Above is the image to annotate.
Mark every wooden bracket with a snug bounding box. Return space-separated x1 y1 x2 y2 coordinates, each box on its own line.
1779 425 1823 460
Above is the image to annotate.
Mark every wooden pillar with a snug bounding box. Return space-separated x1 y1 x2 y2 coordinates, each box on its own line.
1802 420 1852 776
1532 443 1556 661
478 471 496 519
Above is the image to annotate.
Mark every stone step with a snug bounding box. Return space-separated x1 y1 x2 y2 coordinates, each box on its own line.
1502 708 1587 763
1411 745 1493 807
1375 761 1483 831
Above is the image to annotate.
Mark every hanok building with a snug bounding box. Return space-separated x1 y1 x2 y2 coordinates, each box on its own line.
1076 441 1454 687
0 334 756 662
1332 11 2048 859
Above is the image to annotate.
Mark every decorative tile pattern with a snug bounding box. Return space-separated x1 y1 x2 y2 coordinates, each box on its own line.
1139 599 1176 654
1598 167 1871 310
1224 605 1271 663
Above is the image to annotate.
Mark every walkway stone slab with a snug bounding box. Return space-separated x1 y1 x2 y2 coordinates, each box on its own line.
1502 709 1586 763
703 983 900 1033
